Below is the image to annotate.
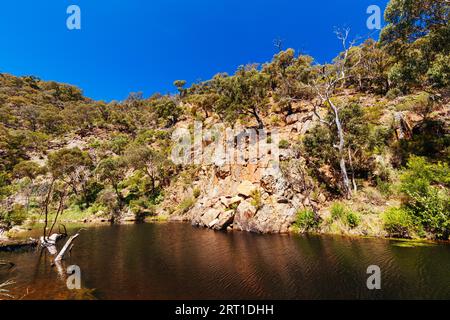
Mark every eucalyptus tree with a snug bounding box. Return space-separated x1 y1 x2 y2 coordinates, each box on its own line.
309 28 362 198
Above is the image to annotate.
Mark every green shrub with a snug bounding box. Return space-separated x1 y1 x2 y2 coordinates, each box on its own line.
385 88 402 100
177 197 195 215
129 198 155 219
376 177 392 197
279 139 290 149
400 156 450 239
295 209 320 231
193 188 201 199
2 204 27 227
330 202 346 220
329 202 361 229
427 53 450 88
383 207 414 238
250 189 262 209
346 211 361 229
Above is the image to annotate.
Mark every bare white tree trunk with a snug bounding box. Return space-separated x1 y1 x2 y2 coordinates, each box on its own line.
55 233 79 262
329 99 352 199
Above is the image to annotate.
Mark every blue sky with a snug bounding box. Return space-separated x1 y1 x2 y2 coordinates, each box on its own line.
0 0 389 101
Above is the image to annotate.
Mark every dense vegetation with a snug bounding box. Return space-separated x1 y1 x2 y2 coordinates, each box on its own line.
0 0 448 239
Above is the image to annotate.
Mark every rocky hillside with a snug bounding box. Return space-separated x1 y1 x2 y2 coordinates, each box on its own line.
1 0 449 241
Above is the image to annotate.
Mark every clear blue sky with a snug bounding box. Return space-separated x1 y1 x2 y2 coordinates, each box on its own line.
0 0 389 101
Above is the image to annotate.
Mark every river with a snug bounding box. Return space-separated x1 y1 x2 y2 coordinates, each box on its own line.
1 222 449 299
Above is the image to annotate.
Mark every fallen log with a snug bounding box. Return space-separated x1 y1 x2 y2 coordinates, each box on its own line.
39 233 65 246
0 280 15 299
55 233 79 262
0 238 38 252
40 233 66 255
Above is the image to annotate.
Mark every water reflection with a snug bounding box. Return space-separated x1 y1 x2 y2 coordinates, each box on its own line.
1 223 449 299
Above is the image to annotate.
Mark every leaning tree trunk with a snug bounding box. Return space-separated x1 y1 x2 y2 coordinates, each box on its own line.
251 109 264 129
329 99 352 199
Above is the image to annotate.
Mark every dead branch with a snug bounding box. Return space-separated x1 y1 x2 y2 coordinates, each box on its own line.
55 233 79 262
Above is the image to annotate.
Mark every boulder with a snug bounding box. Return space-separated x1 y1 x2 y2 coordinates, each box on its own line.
233 201 257 231
219 196 242 208
286 113 299 125
200 208 221 226
212 210 235 231
260 168 289 196
233 202 297 234
237 180 257 197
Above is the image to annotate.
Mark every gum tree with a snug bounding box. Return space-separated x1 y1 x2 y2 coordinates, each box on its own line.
310 28 362 199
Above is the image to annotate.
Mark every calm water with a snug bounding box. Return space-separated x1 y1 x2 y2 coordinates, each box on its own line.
1 223 449 300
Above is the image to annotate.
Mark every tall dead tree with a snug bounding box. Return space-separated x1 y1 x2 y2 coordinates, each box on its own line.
311 28 362 199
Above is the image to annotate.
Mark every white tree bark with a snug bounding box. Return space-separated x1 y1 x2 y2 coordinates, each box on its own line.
55 234 79 262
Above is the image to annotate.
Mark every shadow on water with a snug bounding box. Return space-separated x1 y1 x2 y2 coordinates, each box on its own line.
1 223 450 299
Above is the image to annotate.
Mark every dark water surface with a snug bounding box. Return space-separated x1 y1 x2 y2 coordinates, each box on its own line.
1 223 449 299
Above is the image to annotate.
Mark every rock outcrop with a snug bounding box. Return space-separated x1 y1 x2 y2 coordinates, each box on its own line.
167 110 319 234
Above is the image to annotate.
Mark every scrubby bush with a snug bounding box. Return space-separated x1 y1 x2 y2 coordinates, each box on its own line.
193 188 201 199
383 207 413 238
427 54 450 88
295 209 321 231
177 197 195 215
345 211 361 229
1 204 27 227
330 202 346 220
250 189 262 210
129 198 156 220
385 88 402 100
330 202 361 229
279 139 290 149
399 156 450 239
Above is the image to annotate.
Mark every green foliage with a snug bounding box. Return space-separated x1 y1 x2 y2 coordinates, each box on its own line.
109 134 130 155
329 202 360 229
1 204 27 227
348 39 392 94
12 161 44 180
380 0 449 91
78 180 104 208
209 65 270 128
279 139 290 149
330 202 346 220
129 198 156 219
303 103 390 194
399 156 450 239
149 96 182 127
427 54 450 88
263 50 314 114
376 177 392 197
47 148 92 181
382 207 414 238
95 156 128 209
177 197 195 215
193 188 201 199
385 88 402 100
173 80 187 96
250 189 262 210
345 211 361 229
294 209 320 231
